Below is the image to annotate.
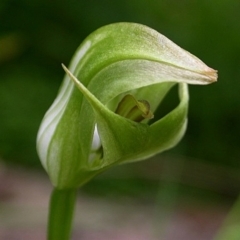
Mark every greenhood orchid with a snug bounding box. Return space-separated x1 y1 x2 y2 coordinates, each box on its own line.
37 22 217 189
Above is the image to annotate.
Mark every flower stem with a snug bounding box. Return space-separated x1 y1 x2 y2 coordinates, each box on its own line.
48 188 78 240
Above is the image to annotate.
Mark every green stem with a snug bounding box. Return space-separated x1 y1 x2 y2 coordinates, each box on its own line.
48 188 78 240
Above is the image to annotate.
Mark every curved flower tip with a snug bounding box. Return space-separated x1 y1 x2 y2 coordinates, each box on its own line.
203 67 218 82
37 22 217 189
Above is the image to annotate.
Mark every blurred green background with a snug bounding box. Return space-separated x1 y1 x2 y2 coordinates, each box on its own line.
1 0 240 198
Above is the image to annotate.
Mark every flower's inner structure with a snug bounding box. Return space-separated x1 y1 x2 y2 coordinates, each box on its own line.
115 94 154 122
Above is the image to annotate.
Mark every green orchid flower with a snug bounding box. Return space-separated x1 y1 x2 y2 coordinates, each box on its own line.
37 22 217 189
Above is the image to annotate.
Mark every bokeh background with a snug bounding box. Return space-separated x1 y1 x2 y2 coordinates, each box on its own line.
1 0 240 239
